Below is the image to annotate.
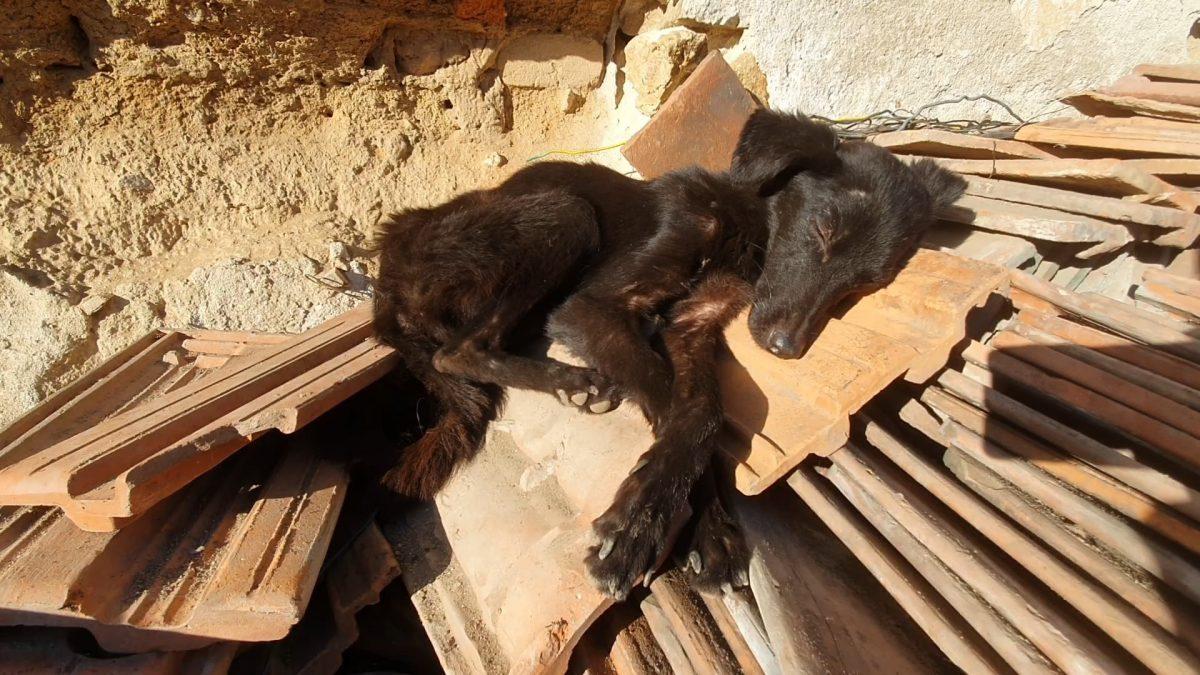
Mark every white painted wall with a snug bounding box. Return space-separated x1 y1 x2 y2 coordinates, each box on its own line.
734 0 1199 121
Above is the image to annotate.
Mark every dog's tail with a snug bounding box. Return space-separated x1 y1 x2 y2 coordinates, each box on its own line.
383 372 502 500
373 299 504 500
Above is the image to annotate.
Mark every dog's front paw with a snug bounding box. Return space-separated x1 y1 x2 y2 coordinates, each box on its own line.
680 498 750 593
586 458 686 599
555 368 623 415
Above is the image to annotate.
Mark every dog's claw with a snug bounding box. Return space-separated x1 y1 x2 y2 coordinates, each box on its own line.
588 385 599 395
570 391 589 406
588 399 614 414
632 456 650 473
679 493 751 594
688 550 703 574
556 389 569 406
597 538 615 561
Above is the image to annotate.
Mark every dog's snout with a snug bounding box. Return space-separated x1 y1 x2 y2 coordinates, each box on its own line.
750 306 811 360
766 330 791 356
766 329 806 359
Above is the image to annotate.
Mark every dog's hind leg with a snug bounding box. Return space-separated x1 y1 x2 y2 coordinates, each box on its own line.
373 299 504 499
546 294 673 427
585 273 751 599
427 195 625 414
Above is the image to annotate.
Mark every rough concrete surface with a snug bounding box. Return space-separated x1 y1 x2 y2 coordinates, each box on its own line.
0 0 1195 425
161 257 363 333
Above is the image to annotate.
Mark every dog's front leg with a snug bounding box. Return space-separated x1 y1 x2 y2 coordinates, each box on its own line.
585 274 751 599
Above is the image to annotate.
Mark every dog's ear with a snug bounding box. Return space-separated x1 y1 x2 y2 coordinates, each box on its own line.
909 158 966 209
731 109 839 196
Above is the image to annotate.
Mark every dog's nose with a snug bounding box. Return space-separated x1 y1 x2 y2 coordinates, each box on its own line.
766 330 798 358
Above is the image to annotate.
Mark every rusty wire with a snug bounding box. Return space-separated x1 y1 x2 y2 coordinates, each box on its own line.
812 94 1029 140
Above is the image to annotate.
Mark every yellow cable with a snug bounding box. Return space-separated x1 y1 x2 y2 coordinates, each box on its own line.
527 140 627 163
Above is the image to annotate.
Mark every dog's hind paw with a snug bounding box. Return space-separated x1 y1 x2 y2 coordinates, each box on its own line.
554 369 622 415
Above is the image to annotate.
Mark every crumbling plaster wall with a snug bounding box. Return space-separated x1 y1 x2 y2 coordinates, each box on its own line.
734 0 1199 119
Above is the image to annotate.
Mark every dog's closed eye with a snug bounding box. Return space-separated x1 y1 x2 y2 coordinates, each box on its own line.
814 221 836 262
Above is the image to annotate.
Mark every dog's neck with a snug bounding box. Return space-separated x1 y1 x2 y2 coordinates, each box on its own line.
712 176 772 283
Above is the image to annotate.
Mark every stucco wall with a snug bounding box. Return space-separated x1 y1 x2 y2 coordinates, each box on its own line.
735 0 1199 120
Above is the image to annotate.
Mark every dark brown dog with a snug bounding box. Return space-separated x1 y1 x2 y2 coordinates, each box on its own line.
372 109 965 599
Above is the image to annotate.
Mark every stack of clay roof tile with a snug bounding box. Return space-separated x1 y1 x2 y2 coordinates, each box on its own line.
877 62 1200 295
0 303 403 672
785 269 1200 674
779 63 1200 675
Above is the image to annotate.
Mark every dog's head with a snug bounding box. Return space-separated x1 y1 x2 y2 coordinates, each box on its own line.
731 109 965 359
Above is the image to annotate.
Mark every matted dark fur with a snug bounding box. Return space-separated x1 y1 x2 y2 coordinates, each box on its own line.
372 109 965 599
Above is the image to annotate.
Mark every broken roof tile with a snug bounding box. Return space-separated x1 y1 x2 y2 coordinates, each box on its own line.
1105 74 1200 108
961 174 1200 247
1121 157 1200 185
1064 90 1200 123
1011 269 1200 363
1137 267 1200 320
911 156 1185 197
1133 63 1200 82
0 304 394 531
940 194 1134 258
922 225 1040 270
622 52 759 180
1015 116 1200 157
